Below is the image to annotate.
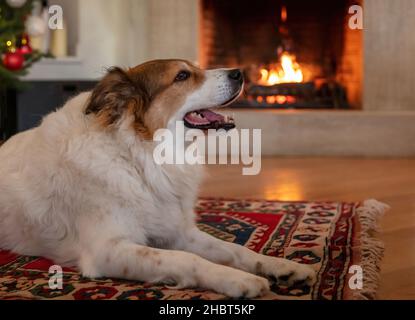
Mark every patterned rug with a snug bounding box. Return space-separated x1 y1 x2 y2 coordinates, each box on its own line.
0 198 388 300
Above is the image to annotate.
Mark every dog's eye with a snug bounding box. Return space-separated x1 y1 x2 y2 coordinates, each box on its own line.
175 70 190 82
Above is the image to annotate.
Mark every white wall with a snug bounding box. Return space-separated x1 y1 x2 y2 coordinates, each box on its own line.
25 0 199 80
145 0 198 63
364 0 415 111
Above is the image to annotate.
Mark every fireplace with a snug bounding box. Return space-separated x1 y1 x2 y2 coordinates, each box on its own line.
199 0 363 109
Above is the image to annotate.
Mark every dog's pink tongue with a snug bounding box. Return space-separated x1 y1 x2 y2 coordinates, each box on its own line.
184 112 210 125
199 109 224 122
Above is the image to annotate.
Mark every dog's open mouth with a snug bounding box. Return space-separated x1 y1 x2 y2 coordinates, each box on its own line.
183 109 235 130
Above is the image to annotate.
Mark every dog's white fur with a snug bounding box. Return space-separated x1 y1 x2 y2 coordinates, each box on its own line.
0 62 315 298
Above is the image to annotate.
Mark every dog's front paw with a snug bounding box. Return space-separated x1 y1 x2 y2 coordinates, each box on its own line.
257 257 316 287
223 273 270 298
207 268 270 298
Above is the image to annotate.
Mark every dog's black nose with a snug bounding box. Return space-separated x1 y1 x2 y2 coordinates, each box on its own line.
228 69 243 82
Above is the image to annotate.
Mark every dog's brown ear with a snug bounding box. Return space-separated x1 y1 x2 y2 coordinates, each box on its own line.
85 67 148 127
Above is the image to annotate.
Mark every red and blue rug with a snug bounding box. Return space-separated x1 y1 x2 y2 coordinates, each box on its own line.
0 198 387 300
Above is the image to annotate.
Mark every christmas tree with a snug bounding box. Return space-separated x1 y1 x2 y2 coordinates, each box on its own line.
0 0 45 90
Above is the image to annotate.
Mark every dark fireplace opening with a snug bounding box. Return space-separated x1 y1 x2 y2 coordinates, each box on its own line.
199 0 363 109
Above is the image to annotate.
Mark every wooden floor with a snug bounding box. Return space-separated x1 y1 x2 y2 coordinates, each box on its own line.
200 157 415 300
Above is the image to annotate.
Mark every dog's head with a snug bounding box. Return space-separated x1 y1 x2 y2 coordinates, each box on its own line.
85 59 243 139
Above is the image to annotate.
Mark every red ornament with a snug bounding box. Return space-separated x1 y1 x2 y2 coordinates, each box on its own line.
2 52 25 71
16 34 33 55
17 44 33 55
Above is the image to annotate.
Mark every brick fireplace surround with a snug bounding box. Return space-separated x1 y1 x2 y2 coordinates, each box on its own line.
26 0 415 156
199 0 362 110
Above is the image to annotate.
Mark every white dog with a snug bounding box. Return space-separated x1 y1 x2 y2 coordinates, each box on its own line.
0 60 315 298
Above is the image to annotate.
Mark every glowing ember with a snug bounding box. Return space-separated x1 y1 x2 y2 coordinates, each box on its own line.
257 95 296 105
259 52 304 86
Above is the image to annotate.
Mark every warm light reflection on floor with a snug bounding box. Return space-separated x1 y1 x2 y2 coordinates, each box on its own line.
263 170 305 201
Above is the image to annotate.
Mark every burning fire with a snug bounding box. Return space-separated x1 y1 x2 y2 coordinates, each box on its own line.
259 52 303 86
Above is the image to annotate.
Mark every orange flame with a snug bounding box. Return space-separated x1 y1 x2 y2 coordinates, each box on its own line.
281 5 288 23
259 52 303 86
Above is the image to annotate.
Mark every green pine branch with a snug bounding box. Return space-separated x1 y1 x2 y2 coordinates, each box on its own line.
0 0 52 90
0 50 50 90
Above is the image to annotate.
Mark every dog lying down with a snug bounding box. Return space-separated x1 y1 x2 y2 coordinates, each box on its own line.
0 59 315 298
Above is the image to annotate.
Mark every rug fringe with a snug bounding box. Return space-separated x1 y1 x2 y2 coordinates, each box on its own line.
353 199 389 300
